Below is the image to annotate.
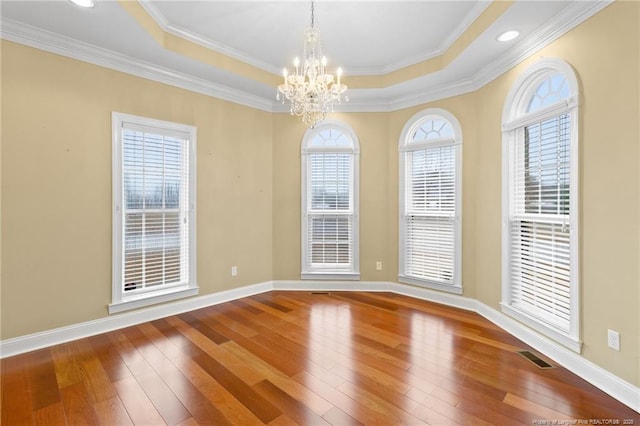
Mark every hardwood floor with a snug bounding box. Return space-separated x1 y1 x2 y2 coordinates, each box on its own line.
2 291 639 425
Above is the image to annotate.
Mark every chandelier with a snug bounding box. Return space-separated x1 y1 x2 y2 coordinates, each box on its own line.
276 0 348 128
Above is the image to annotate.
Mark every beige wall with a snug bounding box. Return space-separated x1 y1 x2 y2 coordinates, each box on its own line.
272 111 394 282
1 42 273 339
272 2 639 386
388 97 480 300
0 39 3 340
1 1 638 388
472 1 639 386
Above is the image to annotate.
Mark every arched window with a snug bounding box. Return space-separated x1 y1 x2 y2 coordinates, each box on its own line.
399 109 462 293
301 121 359 279
501 58 581 352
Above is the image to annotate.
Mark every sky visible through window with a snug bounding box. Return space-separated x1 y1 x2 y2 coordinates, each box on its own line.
527 73 569 113
122 130 186 290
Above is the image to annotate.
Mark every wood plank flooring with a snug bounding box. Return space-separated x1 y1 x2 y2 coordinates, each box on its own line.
2 291 639 425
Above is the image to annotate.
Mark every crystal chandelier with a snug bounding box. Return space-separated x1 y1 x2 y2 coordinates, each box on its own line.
276 0 348 128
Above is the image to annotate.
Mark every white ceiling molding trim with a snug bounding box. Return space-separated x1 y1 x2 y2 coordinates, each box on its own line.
0 1 614 114
273 95 392 114
388 79 477 112
138 0 491 78
364 0 492 76
138 1 281 76
385 0 614 111
0 18 275 112
471 0 614 93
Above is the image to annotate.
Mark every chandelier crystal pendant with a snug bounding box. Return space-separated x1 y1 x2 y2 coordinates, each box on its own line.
276 0 348 128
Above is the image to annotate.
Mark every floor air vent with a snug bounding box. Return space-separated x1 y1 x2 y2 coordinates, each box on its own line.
518 350 555 369
311 292 331 295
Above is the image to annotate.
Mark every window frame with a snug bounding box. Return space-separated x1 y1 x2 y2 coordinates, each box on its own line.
110 112 197 314
398 108 463 294
301 120 360 280
501 58 581 352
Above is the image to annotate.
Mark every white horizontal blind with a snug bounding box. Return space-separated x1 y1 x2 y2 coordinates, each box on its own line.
405 145 456 284
308 215 352 266
310 153 351 211
514 115 570 216
121 126 190 294
510 113 572 332
307 152 353 269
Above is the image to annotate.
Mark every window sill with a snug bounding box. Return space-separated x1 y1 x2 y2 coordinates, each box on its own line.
301 272 360 281
500 303 582 353
108 285 199 314
398 275 462 295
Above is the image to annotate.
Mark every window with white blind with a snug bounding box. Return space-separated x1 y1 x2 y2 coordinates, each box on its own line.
399 109 462 293
110 112 197 313
301 121 359 280
501 58 580 352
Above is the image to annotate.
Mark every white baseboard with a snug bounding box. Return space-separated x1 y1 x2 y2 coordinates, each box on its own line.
277 280 639 412
1 279 637 412
272 279 389 292
0 281 272 359
474 302 640 413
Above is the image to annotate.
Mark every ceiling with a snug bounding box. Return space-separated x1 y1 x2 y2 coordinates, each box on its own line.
0 1 610 112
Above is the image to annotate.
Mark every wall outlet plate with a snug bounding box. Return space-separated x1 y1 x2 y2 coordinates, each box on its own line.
607 329 620 351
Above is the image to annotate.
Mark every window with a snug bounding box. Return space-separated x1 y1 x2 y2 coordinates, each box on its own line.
301 121 359 280
501 58 580 352
399 109 462 294
110 112 197 313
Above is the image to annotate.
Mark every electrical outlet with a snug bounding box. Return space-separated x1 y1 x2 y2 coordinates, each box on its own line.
607 329 620 351
231 266 238 277
376 261 383 271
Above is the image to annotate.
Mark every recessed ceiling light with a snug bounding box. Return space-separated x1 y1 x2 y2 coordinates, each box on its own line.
69 0 95 8
497 30 520 42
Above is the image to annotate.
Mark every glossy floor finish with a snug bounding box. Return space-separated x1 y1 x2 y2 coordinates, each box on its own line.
2 291 639 425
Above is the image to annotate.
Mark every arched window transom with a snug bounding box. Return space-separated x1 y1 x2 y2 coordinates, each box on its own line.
526 73 570 113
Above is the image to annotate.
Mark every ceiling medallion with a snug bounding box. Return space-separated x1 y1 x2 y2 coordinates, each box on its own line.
276 0 348 128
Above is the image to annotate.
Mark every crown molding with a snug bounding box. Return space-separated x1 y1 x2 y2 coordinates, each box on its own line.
362 0 491 76
386 0 614 111
0 0 613 114
139 1 282 76
273 95 392 114
138 0 491 78
388 78 477 112
471 0 614 92
0 18 275 112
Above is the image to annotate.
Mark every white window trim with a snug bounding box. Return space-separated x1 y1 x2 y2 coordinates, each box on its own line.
301 120 360 280
501 58 581 352
110 112 198 314
398 108 463 294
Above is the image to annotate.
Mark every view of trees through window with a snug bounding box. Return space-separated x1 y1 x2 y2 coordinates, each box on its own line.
122 130 186 291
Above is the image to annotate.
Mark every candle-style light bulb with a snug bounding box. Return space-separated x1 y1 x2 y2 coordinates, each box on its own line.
283 68 288 85
336 67 343 85
293 57 300 75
